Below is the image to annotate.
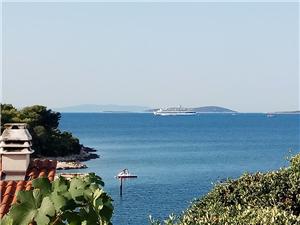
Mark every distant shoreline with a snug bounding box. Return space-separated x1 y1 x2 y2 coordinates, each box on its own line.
59 112 300 115
272 111 300 114
55 104 299 114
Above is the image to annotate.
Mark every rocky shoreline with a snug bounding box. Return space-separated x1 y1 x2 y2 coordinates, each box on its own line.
38 146 99 170
56 161 87 170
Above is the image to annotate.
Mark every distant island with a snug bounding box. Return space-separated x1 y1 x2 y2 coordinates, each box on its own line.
54 104 237 113
272 110 300 114
147 106 237 113
192 106 237 113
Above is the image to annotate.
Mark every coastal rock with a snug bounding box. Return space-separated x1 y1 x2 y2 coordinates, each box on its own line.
35 145 100 170
57 172 87 179
56 161 87 170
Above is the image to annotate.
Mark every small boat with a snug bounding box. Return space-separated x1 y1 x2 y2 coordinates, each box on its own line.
116 169 137 179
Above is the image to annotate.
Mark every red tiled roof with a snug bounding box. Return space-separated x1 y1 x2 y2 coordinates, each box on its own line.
0 159 57 218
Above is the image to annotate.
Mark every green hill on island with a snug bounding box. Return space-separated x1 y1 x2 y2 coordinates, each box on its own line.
147 106 236 113
192 106 236 113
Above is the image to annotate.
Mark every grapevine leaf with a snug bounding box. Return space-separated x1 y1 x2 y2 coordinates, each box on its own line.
50 191 67 211
104 200 114 212
70 188 85 202
10 191 57 225
100 206 113 222
0 215 13 225
82 206 99 224
17 191 36 208
52 176 69 193
32 178 52 196
69 178 87 201
84 173 104 187
33 189 43 205
83 188 93 199
85 205 100 225
94 198 103 211
93 189 104 200
35 197 55 225
62 191 73 200
8 201 37 225
61 211 82 225
70 178 87 189
89 183 99 192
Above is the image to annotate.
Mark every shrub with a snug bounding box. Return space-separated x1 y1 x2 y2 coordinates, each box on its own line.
0 104 81 157
151 154 300 225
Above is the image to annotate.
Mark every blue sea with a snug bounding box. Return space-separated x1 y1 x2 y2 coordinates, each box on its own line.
59 113 300 225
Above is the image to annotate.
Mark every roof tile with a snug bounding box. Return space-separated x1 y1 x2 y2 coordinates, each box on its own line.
0 159 57 218
0 203 9 218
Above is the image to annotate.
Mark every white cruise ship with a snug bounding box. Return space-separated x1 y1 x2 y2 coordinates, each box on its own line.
153 106 196 116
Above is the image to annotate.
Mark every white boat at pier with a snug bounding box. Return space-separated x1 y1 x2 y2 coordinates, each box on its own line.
116 168 137 179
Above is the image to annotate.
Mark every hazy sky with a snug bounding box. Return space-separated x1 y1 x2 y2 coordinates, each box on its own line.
2 2 299 112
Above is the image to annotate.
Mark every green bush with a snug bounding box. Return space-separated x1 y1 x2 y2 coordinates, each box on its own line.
0 104 81 157
151 154 300 225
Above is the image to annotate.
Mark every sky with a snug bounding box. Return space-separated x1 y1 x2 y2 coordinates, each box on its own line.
2 2 299 112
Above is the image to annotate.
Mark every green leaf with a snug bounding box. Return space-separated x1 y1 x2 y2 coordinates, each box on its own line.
94 198 103 211
17 191 36 208
61 211 82 225
70 178 87 190
62 191 73 201
89 183 99 192
50 192 67 211
0 215 13 225
9 192 56 225
69 178 87 202
100 206 114 222
93 189 104 200
52 176 69 193
83 188 93 199
80 206 99 224
8 201 37 225
84 173 105 187
35 197 55 225
32 178 52 196
32 189 44 205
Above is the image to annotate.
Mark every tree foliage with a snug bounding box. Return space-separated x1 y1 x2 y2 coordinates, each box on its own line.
0 104 80 156
1 173 114 225
151 153 300 225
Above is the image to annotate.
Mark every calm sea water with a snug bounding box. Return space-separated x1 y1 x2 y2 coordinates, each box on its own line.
59 113 300 225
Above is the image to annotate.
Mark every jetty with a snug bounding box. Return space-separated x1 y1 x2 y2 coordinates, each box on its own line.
116 169 137 196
